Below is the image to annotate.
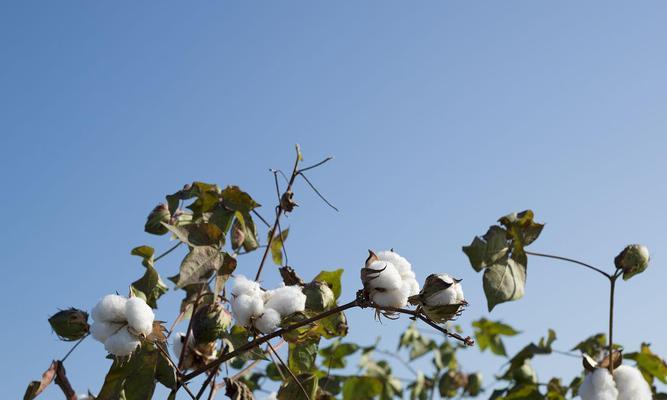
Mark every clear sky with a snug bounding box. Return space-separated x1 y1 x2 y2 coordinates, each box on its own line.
2 1 666 398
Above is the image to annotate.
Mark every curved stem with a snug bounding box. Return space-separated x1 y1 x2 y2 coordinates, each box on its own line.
61 334 88 363
608 275 618 374
155 242 183 262
525 251 612 279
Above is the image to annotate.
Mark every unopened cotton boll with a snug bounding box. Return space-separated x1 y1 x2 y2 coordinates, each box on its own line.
579 368 618 400
365 261 402 291
372 289 408 308
125 297 154 337
91 294 128 323
264 285 306 316
255 308 282 334
104 327 140 357
230 275 262 297
231 293 264 327
90 321 124 343
614 365 652 400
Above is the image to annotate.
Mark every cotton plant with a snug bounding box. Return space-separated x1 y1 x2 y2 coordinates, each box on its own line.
408 273 467 322
360 249 420 308
89 294 154 357
230 274 306 334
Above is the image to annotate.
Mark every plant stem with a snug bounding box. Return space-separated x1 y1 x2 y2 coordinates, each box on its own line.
155 242 183 262
525 251 611 278
61 335 88 363
608 273 618 374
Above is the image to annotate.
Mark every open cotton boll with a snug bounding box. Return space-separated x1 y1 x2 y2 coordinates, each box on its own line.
171 332 194 359
366 261 402 291
264 285 306 316
104 327 140 357
579 368 618 400
90 321 124 343
399 278 420 299
231 293 264 327
91 294 127 323
614 365 652 400
125 297 155 336
230 275 263 297
424 274 464 306
255 308 282 334
372 289 408 308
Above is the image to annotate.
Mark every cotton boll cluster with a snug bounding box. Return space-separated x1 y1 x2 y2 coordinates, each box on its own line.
361 250 420 308
230 275 306 334
89 294 155 357
579 366 651 400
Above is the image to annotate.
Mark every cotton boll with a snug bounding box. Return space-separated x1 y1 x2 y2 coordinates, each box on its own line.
255 308 282 334
171 332 194 359
90 321 124 343
399 278 420 299
104 327 140 357
264 285 306 316
579 368 618 400
125 297 155 336
424 274 464 306
231 294 264 327
365 261 402 291
372 289 408 308
91 294 127 323
454 282 465 303
230 275 263 297
614 365 652 400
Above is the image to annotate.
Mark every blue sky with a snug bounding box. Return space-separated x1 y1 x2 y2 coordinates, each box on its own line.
2 1 666 398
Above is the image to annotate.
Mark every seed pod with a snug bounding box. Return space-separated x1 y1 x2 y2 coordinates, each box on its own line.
614 244 650 280
192 303 232 344
48 308 90 341
409 274 467 323
144 203 171 235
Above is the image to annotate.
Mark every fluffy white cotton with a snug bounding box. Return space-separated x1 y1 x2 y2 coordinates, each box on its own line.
231 293 264 327
264 285 306 316
579 368 618 400
255 308 282 334
125 297 155 336
171 332 194 359
91 294 128 323
614 365 652 400
230 275 263 297
104 327 140 357
377 251 413 279
366 261 402 291
426 274 465 305
372 289 408 308
90 321 124 343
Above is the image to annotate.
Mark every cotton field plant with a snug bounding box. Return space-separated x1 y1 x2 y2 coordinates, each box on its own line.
26 146 666 400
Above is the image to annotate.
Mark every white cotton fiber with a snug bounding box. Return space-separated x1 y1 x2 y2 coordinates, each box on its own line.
255 308 282 334
614 365 652 400
400 278 420 298
425 274 464 306
104 327 140 357
579 368 618 400
377 251 413 278
366 261 402 291
264 285 306 316
90 321 124 343
231 293 264 327
91 294 128 323
125 297 155 336
230 275 262 297
171 332 193 359
372 289 408 308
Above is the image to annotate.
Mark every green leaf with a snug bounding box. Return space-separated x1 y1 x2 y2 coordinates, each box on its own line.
170 246 223 288
571 333 607 358
483 257 526 311
289 338 320 374
131 245 155 263
398 322 436 361
433 341 458 371
278 373 318 400
166 181 221 217
625 343 667 384
164 223 224 247
462 225 510 272
98 344 161 400
314 269 344 300
319 340 360 369
472 318 520 357
155 348 177 390
342 377 383 400
269 228 289 265
502 330 556 381
131 256 168 309
232 211 259 252
48 308 89 341
220 185 260 213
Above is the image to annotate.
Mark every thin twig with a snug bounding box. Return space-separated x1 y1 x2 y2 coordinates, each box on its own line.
298 172 339 212
268 341 311 400
251 209 271 228
375 305 474 346
155 242 183 262
525 251 612 279
297 156 333 173
61 335 88 363
155 344 197 400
